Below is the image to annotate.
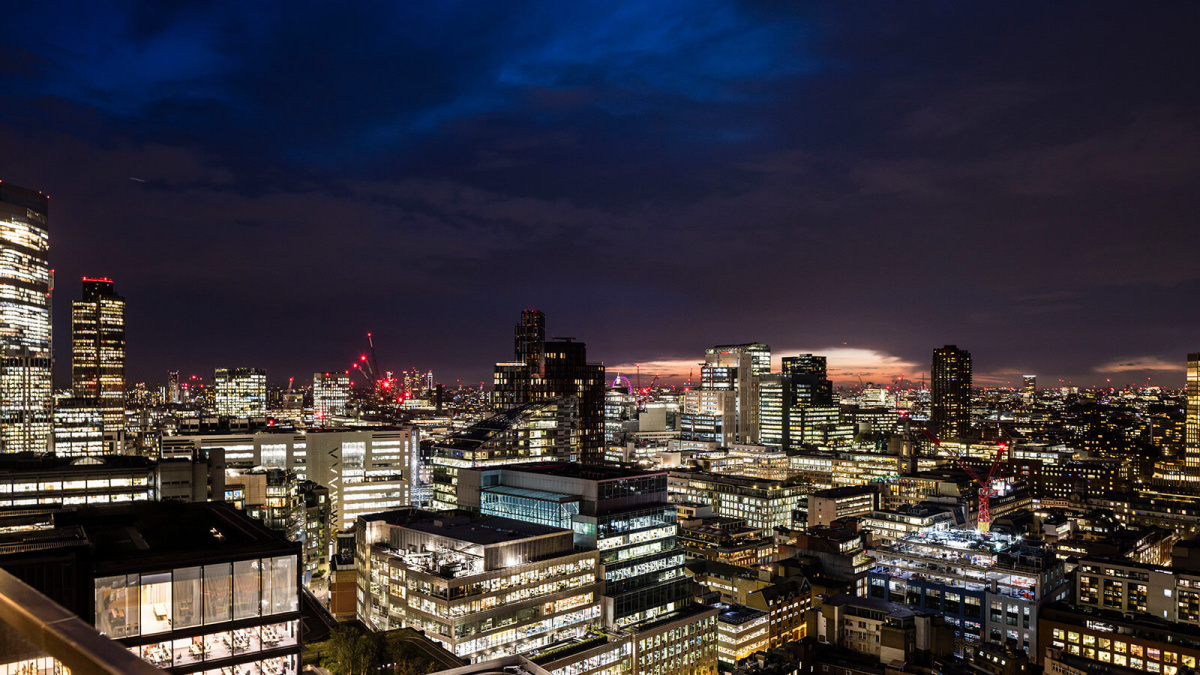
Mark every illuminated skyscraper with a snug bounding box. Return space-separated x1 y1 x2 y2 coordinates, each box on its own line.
214 367 267 417
313 371 350 425
1022 374 1037 401
167 370 180 404
493 310 605 462
0 183 53 454
931 345 972 439
71 277 125 435
1186 353 1200 469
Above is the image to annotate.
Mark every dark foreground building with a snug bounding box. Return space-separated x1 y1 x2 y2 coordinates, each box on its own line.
0 501 301 674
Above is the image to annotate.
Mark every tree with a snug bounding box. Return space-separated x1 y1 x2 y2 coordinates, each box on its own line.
326 625 381 675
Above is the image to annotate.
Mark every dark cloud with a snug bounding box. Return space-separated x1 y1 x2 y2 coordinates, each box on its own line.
0 1 1197 388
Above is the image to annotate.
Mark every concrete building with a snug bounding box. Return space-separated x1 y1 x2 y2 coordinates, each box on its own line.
815 595 924 666
808 485 879 528
163 426 415 530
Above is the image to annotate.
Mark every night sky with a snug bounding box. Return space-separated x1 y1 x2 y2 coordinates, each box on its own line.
2 2 1198 389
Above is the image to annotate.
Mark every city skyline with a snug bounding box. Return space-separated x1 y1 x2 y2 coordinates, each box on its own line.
2 2 1198 389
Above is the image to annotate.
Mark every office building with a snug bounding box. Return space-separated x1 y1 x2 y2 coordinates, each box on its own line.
0 453 156 507
694 345 764 445
1041 611 1200 675
815 595 931 666
163 427 415 530
859 503 959 546
431 398 580 510
213 367 267 418
455 463 718 675
868 529 1069 659
807 485 879 528
71 277 125 436
457 464 694 630
0 183 53 454
493 310 605 463
312 371 350 426
759 354 842 450
931 345 972 439
52 395 105 457
714 603 768 666
354 508 603 662
679 389 736 446
1022 375 1036 401
168 370 181 404
1188 352 1200 470
668 471 805 531
0 501 301 674
710 343 771 376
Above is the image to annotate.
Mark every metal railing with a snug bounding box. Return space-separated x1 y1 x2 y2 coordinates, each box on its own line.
0 567 165 675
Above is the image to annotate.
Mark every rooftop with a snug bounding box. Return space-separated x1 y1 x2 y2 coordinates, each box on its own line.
823 593 915 618
715 603 768 625
0 453 154 474
364 509 568 545
52 501 293 568
501 462 666 481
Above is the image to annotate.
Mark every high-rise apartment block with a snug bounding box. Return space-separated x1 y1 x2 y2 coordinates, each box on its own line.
313 371 350 425
931 345 972 439
71 277 125 436
492 310 605 462
214 367 267 418
0 183 53 454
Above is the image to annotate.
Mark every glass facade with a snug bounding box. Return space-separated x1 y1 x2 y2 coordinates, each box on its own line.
480 487 580 529
213 368 267 417
70 278 125 434
97 557 297 640
0 184 52 454
129 621 299 672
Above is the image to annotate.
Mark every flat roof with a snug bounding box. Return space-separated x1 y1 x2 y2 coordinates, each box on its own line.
482 485 578 503
53 501 293 568
714 603 767 625
501 462 666 481
366 509 568 545
823 593 915 618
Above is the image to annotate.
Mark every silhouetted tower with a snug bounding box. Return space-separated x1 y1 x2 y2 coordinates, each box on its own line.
931 345 972 439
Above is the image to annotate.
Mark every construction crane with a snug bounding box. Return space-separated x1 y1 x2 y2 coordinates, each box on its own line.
350 332 397 399
637 374 659 407
919 427 1007 531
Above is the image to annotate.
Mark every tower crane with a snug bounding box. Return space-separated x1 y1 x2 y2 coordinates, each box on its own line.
919 427 1007 531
